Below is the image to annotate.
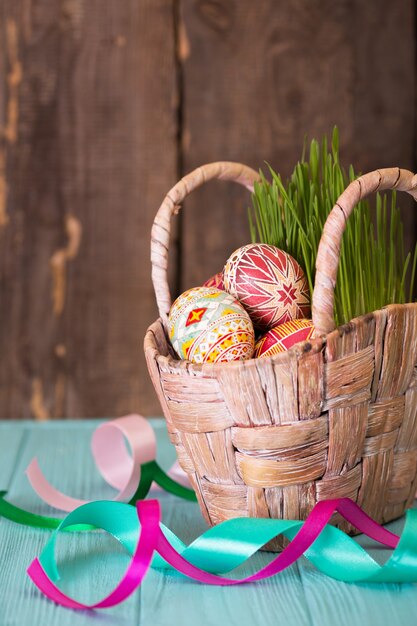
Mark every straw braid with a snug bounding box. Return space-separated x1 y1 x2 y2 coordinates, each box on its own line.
151 162 260 328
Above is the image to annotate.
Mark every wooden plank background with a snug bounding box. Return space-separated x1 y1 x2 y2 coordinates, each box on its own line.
0 0 415 419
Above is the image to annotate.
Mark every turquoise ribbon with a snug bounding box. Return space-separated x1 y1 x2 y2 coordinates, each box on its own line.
32 499 417 585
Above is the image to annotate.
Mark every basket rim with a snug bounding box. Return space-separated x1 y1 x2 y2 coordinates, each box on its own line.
144 302 417 375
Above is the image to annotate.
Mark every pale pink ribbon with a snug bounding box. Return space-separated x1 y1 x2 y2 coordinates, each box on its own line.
26 414 190 512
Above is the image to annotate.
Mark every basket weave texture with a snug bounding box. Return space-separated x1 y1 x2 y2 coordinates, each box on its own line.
145 161 417 537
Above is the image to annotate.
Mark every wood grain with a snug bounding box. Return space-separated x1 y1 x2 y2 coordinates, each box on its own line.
1 419 417 625
0 0 178 418
179 0 416 289
0 0 416 418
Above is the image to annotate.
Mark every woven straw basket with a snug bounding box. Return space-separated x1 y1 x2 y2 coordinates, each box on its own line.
144 161 417 540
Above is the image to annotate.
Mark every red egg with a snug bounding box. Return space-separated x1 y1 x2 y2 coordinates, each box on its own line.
203 271 224 290
223 244 310 331
254 319 314 358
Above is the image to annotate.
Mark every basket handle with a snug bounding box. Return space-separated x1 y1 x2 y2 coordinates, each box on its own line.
151 161 260 327
313 168 417 336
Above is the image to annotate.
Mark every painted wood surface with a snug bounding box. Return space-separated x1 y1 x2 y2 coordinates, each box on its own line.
0 418 417 626
0 0 416 419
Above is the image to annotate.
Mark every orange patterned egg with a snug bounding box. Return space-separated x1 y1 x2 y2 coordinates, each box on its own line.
223 244 310 331
168 286 255 364
254 319 314 358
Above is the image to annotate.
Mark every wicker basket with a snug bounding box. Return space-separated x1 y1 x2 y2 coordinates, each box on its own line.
144 161 417 539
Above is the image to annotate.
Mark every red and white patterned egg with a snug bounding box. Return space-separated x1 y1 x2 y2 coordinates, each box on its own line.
223 244 310 331
168 286 255 364
254 319 314 358
203 271 224 290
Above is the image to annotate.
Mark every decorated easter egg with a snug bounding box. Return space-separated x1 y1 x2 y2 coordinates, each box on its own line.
168 286 255 364
254 319 314 358
203 271 224 290
223 244 310 330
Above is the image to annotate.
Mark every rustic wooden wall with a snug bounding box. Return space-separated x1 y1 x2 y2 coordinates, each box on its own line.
0 0 415 419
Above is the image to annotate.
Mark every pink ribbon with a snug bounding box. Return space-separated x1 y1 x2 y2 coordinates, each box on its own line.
26 415 189 511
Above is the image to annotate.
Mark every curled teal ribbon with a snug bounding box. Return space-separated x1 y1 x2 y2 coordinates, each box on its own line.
24 498 417 610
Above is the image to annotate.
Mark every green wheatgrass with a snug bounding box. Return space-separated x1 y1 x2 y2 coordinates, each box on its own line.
248 127 417 327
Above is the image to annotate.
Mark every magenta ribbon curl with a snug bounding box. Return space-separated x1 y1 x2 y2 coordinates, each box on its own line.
26 497 411 610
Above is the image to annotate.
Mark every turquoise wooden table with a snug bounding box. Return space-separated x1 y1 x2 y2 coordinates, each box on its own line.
1 419 417 626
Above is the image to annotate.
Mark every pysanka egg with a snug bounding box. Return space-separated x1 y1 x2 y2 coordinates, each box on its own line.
223 244 310 330
168 286 255 364
203 271 224 290
254 319 314 358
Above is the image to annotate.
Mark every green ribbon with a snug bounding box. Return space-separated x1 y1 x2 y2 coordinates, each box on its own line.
129 460 197 503
0 491 94 531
